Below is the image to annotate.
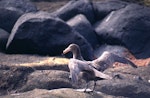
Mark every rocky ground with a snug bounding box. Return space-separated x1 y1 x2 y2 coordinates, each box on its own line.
0 0 150 98
0 51 150 98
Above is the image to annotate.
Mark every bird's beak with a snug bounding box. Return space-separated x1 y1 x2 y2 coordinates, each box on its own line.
63 47 70 54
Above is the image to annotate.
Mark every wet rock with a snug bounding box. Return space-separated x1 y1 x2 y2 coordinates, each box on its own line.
52 0 95 24
6 11 93 60
0 7 23 33
67 14 99 48
0 29 9 51
0 0 37 13
94 4 150 59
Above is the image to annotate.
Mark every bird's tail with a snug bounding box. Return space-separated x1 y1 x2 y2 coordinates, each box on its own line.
119 57 137 68
93 68 112 79
126 59 137 68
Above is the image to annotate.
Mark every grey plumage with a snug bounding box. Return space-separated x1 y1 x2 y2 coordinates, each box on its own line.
69 59 112 84
68 58 112 92
63 44 137 71
63 44 112 92
63 44 137 92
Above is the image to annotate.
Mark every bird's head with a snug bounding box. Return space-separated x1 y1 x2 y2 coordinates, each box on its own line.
63 44 79 54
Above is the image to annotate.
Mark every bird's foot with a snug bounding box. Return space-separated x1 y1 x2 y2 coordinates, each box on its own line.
84 88 94 93
76 88 93 92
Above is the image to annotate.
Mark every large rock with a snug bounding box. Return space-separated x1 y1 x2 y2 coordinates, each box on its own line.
0 52 70 95
0 66 34 95
0 29 9 51
94 4 150 59
96 79 150 98
6 11 93 60
0 0 37 13
0 52 69 71
95 66 150 98
18 70 72 92
67 14 99 48
52 0 95 24
93 0 128 21
0 7 23 33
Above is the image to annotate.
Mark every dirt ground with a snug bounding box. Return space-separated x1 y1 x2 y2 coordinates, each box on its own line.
33 1 68 12
32 0 148 13
32 0 104 12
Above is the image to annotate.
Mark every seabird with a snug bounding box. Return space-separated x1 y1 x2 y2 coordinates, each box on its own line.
67 58 112 92
63 44 112 92
63 44 137 71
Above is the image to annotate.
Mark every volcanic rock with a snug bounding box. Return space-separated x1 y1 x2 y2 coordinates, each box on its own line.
67 14 99 48
52 0 95 24
0 7 23 33
0 0 37 13
6 11 93 60
94 4 150 58
0 29 9 51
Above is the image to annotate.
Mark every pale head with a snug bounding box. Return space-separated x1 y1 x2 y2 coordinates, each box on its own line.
63 44 83 60
63 44 79 54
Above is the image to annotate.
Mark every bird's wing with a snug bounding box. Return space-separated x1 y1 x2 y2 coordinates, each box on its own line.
112 54 137 68
69 59 88 70
68 59 81 84
70 70 79 84
92 67 112 79
72 59 112 79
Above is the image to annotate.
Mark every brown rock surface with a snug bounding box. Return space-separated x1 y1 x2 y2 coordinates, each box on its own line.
1 88 117 98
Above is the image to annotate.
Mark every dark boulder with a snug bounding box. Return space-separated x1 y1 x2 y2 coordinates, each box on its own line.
0 29 9 51
52 0 95 24
6 11 93 60
94 4 150 59
67 14 99 48
0 7 23 33
95 66 150 98
0 0 37 13
96 79 150 98
93 0 128 21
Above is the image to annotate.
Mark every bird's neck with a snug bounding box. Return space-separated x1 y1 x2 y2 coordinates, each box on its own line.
73 49 83 60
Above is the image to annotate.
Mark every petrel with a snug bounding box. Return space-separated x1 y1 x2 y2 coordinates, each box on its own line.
63 44 112 92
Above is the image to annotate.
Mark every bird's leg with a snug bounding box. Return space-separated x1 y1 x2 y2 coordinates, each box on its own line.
84 81 89 92
92 80 96 92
